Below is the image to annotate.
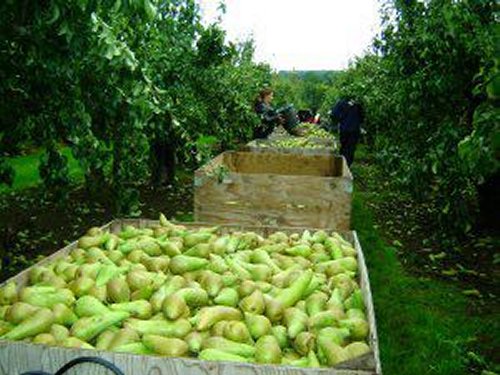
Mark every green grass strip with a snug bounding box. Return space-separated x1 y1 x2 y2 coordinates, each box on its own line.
353 192 490 374
1 147 83 193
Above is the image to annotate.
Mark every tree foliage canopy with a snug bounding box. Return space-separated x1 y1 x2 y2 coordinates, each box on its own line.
320 0 498 234
0 0 271 213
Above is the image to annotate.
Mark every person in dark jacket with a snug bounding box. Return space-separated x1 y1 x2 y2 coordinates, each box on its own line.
330 98 364 167
253 89 303 139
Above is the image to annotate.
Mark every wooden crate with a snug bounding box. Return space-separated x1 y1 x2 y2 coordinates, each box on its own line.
244 139 337 156
0 219 381 375
266 135 335 146
194 151 352 230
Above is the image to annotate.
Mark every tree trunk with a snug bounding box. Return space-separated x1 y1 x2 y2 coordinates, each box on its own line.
477 171 500 231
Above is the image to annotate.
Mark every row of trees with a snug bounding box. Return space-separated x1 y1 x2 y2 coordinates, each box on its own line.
318 0 498 235
0 0 271 213
1 0 497 234
272 0 498 235
271 71 341 114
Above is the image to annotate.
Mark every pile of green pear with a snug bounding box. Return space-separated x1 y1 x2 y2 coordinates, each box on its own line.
254 138 327 149
297 123 332 139
0 215 370 368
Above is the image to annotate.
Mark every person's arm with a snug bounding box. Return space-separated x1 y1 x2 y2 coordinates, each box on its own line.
279 106 305 136
253 102 280 139
255 102 280 124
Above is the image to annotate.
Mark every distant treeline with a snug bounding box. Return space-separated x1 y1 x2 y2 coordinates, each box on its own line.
272 70 344 112
277 70 343 81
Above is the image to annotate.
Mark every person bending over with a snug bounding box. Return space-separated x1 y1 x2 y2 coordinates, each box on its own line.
253 88 304 139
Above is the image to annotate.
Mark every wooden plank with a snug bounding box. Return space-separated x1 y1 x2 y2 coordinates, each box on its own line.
195 174 351 229
339 156 353 180
0 341 376 375
224 152 338 176
0 220 381 374
195 152 352 230
350 232 382 375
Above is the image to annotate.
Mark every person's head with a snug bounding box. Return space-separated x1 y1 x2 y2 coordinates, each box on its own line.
257 88 274 104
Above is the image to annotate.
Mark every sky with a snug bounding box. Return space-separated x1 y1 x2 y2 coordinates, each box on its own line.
197 0 381 71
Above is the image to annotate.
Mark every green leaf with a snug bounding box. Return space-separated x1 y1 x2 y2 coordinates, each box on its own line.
462 289 481 297
46 4 61 25
441 269 458 276
143 0 157 21
428 252 446 262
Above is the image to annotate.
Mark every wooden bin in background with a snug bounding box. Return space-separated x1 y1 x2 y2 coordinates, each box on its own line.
0 219 381 375
244 138 337 156
194 151 353 230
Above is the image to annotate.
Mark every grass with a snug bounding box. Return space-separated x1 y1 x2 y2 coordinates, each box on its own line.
352 163 497 374
0 147 83 193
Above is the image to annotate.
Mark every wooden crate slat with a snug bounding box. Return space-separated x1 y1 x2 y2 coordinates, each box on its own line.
194 152 352 230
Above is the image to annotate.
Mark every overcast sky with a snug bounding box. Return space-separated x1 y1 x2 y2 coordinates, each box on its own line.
197 0 381 71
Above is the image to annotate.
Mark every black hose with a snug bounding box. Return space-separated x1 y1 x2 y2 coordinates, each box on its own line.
55 356 125 375
21 356 125 375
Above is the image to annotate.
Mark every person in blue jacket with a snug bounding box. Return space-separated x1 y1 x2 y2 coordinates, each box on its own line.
330 97 364 166
253 89 303 139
